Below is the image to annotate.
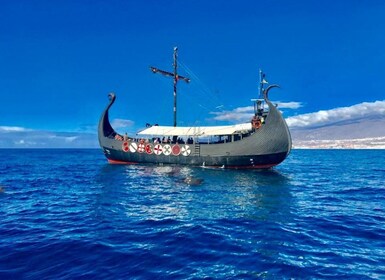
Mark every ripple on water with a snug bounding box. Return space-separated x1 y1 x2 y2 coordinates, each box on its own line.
0 149 385 278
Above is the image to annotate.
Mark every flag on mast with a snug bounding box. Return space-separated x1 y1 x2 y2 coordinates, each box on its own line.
262 73 268 84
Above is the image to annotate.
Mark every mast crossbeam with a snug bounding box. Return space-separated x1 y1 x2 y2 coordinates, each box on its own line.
150 67 190 83
149 47 190 127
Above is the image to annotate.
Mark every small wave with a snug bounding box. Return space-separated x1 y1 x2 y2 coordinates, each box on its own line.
0 149 385 279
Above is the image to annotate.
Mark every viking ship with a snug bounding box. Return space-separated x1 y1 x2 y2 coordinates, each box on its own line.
98 48 292 169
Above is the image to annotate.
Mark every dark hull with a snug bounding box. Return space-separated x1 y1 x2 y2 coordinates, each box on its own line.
104 149 288 169
98 90 292 169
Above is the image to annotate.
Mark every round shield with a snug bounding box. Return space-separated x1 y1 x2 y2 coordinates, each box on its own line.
181 145 191 156
129 142 138 153
138 143 145 153
153 144 163 155
145 144 153 154
122 141 129 152
172 144 181 156
163 144 172 156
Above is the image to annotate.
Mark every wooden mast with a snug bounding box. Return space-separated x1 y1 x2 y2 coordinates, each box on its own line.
150 47 190 127
173 47 178 127
252 69 267 115
259 69 265 98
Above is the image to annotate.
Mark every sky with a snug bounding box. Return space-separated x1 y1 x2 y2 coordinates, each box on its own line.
1 0 385 148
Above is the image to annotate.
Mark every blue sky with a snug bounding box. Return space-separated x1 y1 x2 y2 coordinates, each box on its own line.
1 0 385 148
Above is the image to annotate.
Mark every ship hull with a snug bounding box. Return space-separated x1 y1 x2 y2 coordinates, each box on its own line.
101 145 288 169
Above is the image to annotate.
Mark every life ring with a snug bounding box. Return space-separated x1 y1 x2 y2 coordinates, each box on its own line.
251 118 262 129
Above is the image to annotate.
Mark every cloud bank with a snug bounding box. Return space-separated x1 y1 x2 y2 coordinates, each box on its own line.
0 126 31 132
111 118 134 129
209 100 385 132
0 118 134 148
210 101 303 122
0 127 98 148
287 100 385 128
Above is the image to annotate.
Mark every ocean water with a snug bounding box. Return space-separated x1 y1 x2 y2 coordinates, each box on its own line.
0 149 384 279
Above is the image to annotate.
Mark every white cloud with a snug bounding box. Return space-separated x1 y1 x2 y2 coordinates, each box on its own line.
210 101 302 123
13 139 37 146
287 100 385 128
0 126 98 148
111 118 134 128
233 106 254 113
46 134 78 143
0 126 30 132
64 136 78 143
276 101 303 109
210 106 253 122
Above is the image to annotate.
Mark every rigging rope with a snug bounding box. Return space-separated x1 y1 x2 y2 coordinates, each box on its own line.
151 60 233 127
178 60 226 114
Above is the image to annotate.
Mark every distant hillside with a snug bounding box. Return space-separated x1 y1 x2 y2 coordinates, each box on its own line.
290 117 385 148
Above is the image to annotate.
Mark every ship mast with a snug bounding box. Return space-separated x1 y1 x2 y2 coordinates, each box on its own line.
259 69 266 98
150 47 190 127
252 69 267 115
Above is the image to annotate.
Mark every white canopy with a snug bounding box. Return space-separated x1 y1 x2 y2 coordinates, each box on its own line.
137 123 252 136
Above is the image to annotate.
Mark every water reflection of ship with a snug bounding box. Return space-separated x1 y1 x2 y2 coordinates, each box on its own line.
236 170 293 222
187 169 293 221
93 165 293 224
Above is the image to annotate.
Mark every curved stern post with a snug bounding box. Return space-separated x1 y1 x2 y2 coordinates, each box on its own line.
98 93 116 146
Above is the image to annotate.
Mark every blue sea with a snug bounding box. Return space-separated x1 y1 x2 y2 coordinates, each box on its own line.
0 149 384 279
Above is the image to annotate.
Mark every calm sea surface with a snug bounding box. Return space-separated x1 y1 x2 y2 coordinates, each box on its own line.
0 149 384 279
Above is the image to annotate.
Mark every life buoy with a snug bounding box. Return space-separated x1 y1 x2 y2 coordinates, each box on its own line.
251 117 262 129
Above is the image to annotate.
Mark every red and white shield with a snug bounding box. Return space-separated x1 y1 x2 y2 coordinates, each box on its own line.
153 144 163 155
145 144 153 154
163 144 171 156
172 144 181 156
138 143 145 153
122 141 129 152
